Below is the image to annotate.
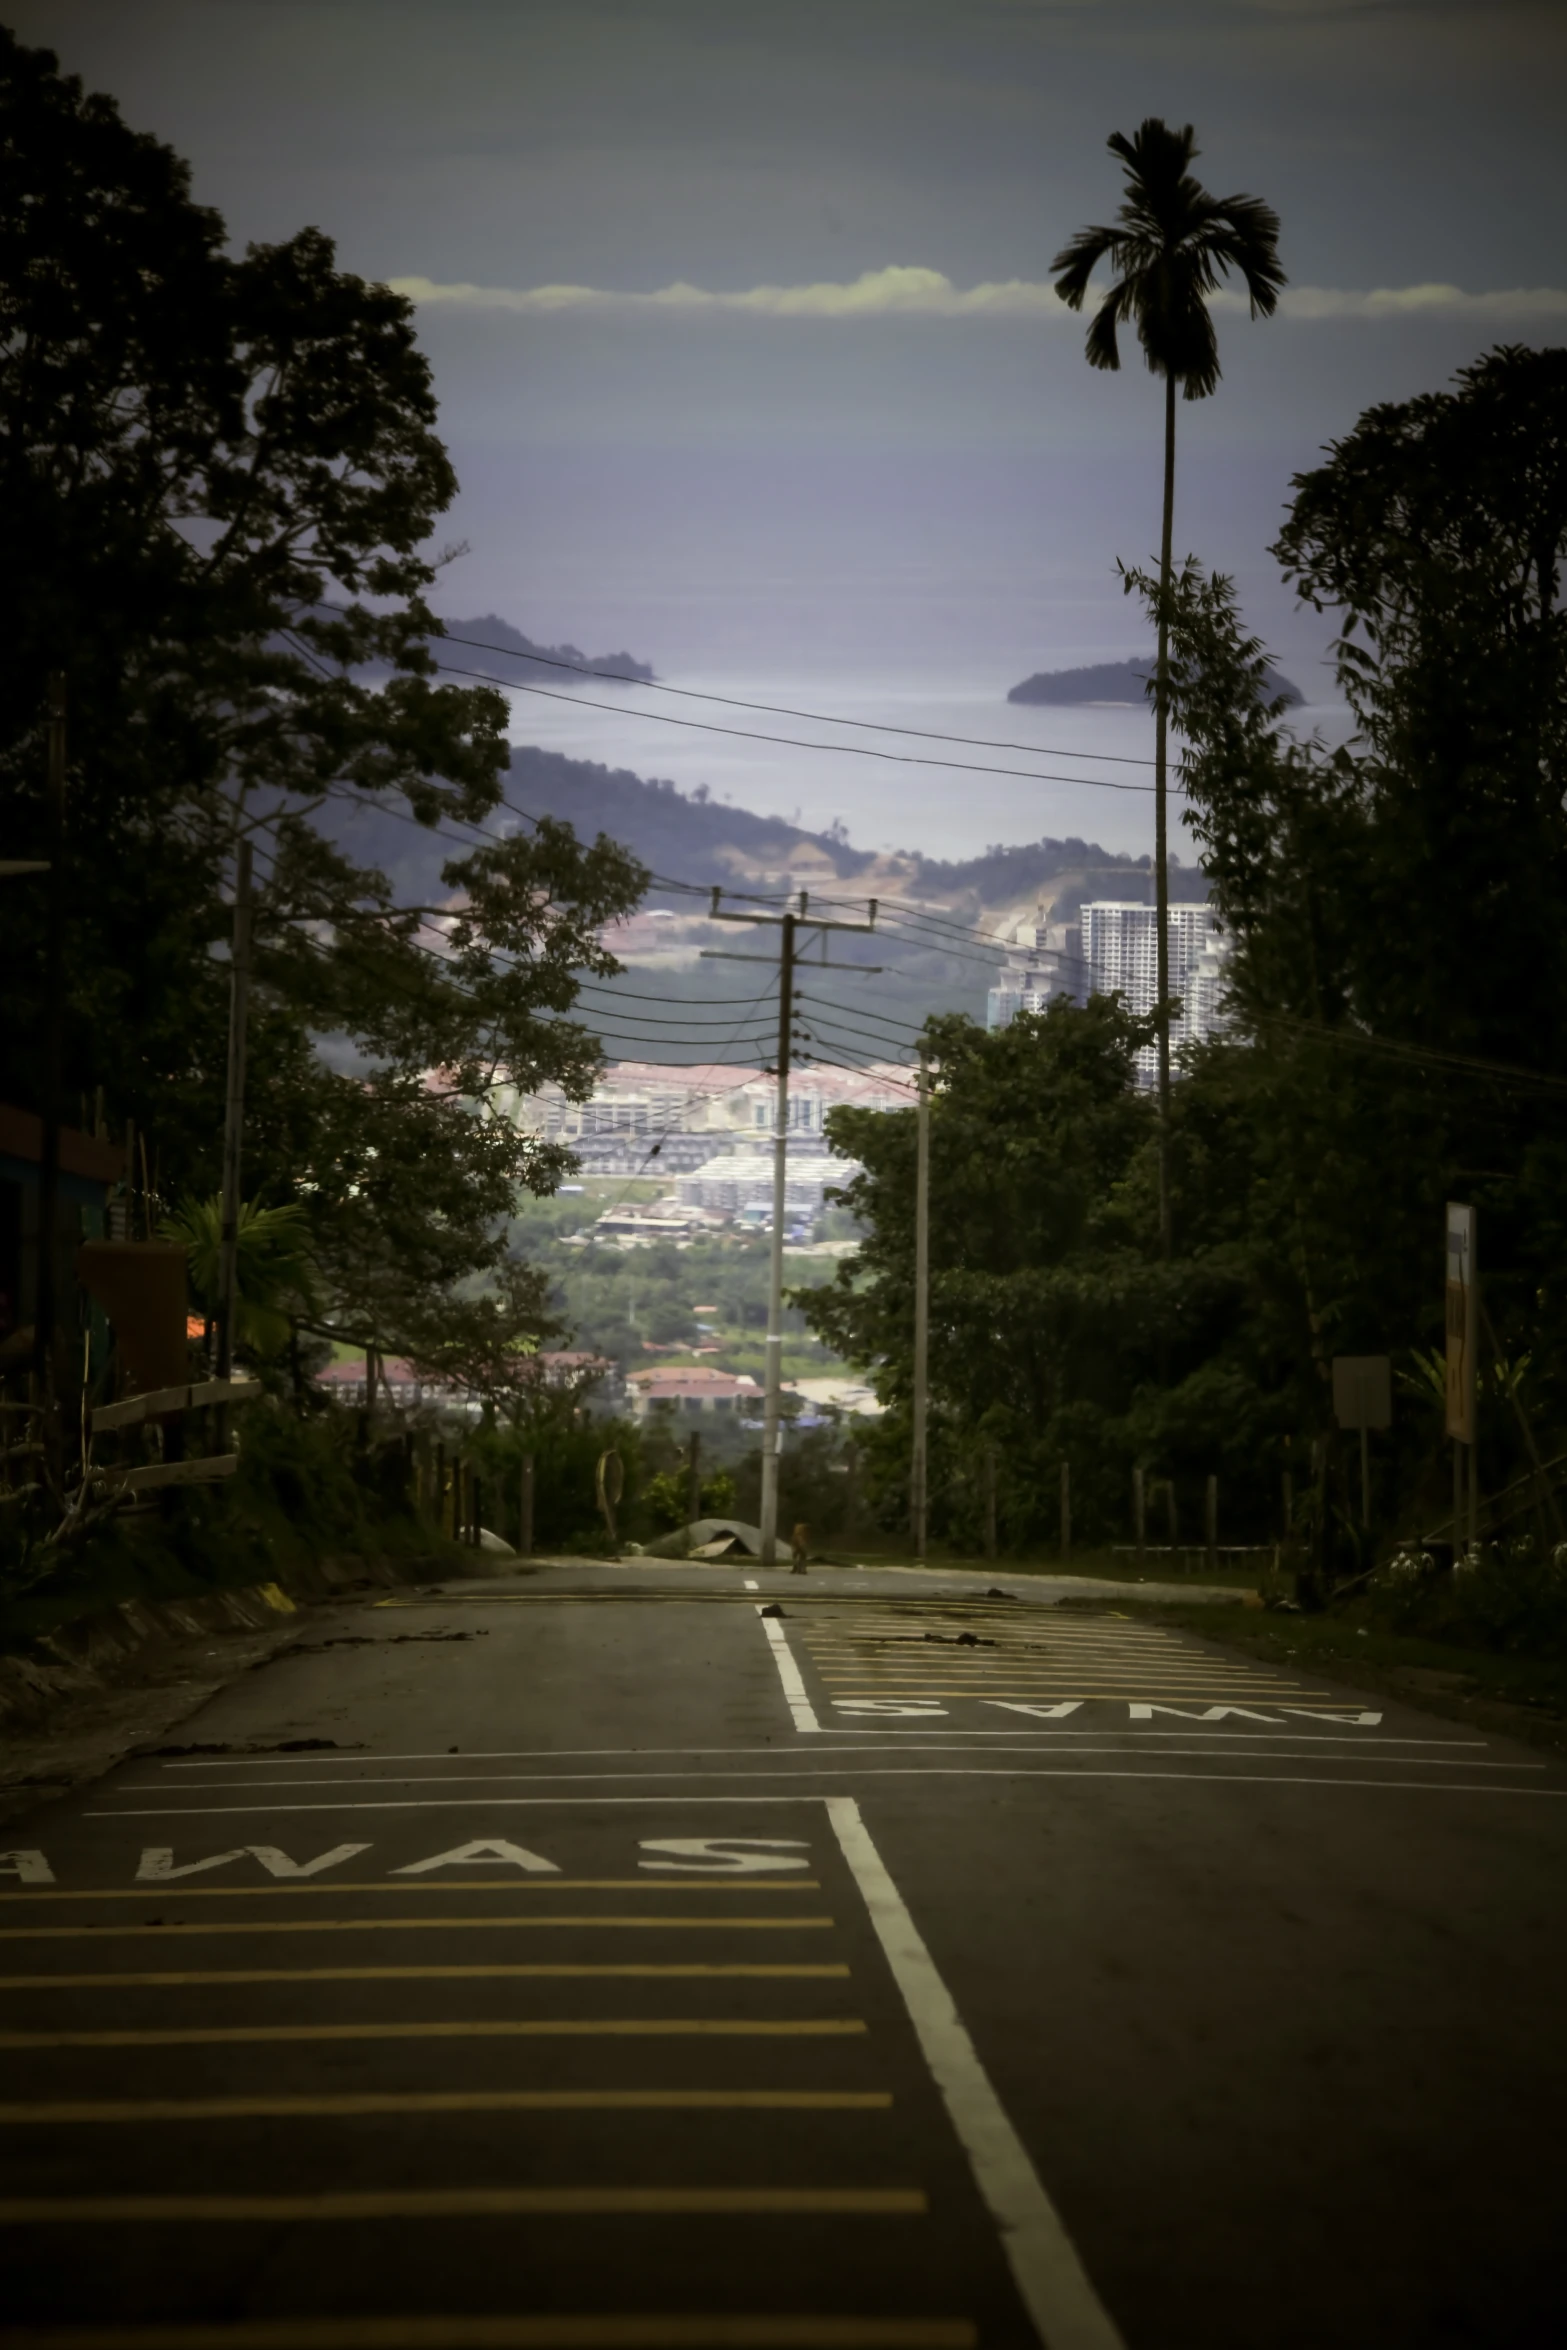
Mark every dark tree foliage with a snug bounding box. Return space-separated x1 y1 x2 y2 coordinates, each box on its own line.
1132 344 1567 1485
797 1003 1291 1549
1274 345 1567 1066
0 30 646 1371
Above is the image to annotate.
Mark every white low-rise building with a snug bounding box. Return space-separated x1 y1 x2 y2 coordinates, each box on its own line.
674 1152 862 1219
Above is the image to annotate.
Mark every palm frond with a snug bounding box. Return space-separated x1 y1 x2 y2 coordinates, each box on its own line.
1054 116 1283 396
1049 222 1119 309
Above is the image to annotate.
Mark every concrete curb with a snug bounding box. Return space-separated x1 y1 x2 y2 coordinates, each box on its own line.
0 1546 494 1737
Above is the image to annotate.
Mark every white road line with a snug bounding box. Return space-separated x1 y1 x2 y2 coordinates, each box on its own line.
86 1771 1567 1817
828 1795 1124 2350
757 1608 821 1734
152 1732 1490 1766
108 1750 1543 1794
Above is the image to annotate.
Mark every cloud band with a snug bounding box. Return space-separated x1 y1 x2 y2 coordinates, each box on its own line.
388 265 1567 326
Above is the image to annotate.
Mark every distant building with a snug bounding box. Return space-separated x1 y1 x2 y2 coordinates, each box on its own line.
674 1150 863 1220
625 1365 761 1420
1078 901 1231 1080
500 1059 911 1202
984 908 1080 1031
505 1060 912 1158
315 1350 621 1417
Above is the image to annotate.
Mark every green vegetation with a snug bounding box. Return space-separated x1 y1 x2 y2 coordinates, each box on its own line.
0 30 650 1602
508 1181 848 1388
799 343 1567 1614
0 29 644 1415
0 1398 460 1645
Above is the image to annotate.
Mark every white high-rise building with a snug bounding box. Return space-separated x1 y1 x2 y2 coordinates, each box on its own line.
1079 902 1231 1082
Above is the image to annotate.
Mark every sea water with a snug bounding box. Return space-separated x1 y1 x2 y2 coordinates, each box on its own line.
496 664 1354 868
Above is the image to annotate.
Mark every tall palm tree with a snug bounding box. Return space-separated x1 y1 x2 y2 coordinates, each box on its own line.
1052 120 1284 1256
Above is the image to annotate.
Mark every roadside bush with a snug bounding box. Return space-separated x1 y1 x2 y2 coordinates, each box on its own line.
1367 1537 1567 1653
643 1468 738 1531
470 1414 646 1551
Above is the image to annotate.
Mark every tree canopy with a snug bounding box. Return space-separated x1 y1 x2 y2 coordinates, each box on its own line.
805 343 1567 1563
0 28 646 1378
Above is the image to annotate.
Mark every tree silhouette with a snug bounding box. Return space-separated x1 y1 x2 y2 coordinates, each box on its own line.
1052 118 1284 1255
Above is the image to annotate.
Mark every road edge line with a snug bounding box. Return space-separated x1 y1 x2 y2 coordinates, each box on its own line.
826 1795 1125 2350
757 1611 821 1733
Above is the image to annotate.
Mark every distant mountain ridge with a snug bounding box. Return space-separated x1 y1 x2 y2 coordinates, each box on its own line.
1009 655 1302 708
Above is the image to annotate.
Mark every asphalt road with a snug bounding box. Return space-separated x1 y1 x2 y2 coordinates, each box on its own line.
3 1559 1565 2350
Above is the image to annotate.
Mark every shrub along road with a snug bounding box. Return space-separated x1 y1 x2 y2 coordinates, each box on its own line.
2 1561 1564 2350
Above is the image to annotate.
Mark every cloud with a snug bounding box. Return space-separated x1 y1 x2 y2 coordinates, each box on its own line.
389 267 1567 326
388 265 1058 318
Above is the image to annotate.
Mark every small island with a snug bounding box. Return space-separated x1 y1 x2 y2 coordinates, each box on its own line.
1008 655 1302 708
436 613 655 684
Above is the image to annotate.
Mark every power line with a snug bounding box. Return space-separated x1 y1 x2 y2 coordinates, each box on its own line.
426 651 1173 799
801 1009 927 1062
800 1049 920 1100
798 995 930 1046
311 600 1168 767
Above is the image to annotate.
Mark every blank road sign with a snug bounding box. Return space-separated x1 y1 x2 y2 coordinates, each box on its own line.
1332 1355 1392 1431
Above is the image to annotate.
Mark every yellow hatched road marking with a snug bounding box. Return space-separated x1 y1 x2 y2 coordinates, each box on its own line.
0 2088 895 2123
0 2313 976 2348
0 1881 822 1904
0 2018 869 2049
0 2186 927 2222
0 1917 836 1944
0 1962 851 1990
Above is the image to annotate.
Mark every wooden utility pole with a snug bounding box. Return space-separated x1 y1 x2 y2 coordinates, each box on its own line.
32 674 68 1431
215 840 255 1390
911 1050 930 1562
699 888 878 1565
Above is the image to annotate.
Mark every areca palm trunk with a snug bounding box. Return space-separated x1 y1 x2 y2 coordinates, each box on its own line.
1153 369 1176 1258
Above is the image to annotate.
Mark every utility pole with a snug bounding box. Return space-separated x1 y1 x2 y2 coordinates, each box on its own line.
763 907 798 1563
911 1049 930 1561
32 674 68 1434
700 887 878 1565
215 840 255 1395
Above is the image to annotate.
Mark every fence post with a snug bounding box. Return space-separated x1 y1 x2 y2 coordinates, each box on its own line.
1133 1466 1145 1565
1205 1474 1218 1575
519 1451 534 1558
1060 1460 1071 1564
472 1475 483 1548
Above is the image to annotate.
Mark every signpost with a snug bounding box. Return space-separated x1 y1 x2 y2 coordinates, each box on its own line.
1332 1355 1392 1529
1445 1203 1478 1551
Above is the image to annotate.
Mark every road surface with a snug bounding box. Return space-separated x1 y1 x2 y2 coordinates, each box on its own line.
3 1559 1564 2349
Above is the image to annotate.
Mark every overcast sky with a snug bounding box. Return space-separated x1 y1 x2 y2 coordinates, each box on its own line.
13 2 1567 735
